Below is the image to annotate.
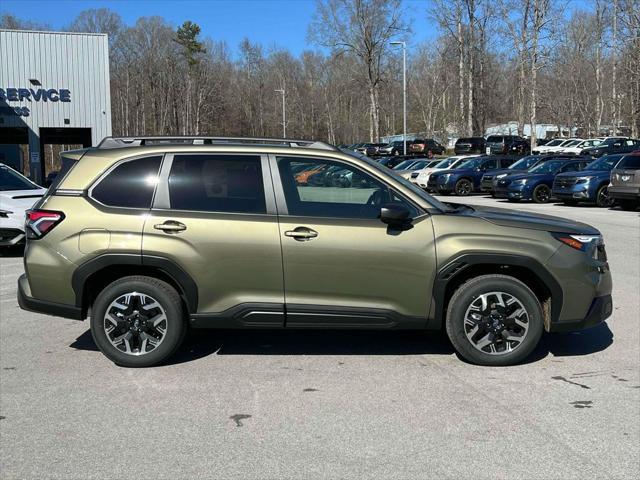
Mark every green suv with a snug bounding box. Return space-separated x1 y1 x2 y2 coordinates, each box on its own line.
18 137 613 367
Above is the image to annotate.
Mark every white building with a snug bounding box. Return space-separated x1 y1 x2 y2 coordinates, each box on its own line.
0 29 112 183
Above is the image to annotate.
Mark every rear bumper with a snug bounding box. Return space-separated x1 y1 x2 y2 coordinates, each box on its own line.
17 273 83 320
609 186 640 200
548 295 613 332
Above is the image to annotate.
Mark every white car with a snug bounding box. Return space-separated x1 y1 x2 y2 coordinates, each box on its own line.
559 138 602 155
533 138 583 154
410 155 480 188
0 164 47 247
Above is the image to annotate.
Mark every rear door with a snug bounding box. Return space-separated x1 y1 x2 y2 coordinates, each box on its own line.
141 152 284 326
272 154 437 328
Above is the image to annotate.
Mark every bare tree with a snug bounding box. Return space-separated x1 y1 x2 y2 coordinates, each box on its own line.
310 0 407 141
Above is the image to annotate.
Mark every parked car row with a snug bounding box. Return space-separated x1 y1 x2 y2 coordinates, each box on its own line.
398 150 640 210
342 138 446 157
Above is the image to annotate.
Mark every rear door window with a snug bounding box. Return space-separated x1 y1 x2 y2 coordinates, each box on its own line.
91 156 162 208
168 154 266 214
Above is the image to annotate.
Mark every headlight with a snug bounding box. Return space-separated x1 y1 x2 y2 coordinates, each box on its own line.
496 173 508 179
575 177 593 184
511 179 527 186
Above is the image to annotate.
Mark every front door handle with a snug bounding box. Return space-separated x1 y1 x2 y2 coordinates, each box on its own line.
284 227 318 241
154 221 187 233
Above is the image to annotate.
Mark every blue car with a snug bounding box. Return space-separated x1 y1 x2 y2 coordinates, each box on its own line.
426 155 517 196
480 154 556 195
552 154 624 207
495 157 591 203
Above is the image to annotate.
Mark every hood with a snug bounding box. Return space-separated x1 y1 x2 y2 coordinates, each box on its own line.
0 189 46 211
502 172 548 182
485 168 527 177
451 203 600 235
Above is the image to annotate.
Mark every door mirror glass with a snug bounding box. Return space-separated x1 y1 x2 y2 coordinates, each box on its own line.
380 202 412 227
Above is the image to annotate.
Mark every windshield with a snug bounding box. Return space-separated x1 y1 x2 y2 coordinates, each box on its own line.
620 155 640 169
457 157 485 169
339 148 453 212
407 160 430 170
486 136 503 143
585 155 622 171
545 139 564 146
510 156 540 170
393 160 417 170
0 165 40 191
530 160 568 174
435 157 461 168
564 140 581 147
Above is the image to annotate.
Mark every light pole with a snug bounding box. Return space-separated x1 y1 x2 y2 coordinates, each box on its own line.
275 88 286 138
390 41 407 156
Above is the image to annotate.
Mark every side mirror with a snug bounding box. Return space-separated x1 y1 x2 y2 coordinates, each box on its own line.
380 202 412 227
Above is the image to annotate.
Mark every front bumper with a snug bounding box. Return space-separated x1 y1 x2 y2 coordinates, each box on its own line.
548 294 613 332
17 273 83 320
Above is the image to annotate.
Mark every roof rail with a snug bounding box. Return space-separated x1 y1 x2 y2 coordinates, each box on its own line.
97 136 338 151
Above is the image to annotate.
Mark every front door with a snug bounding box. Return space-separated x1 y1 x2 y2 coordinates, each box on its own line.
142 152 284 327
273 155 437 328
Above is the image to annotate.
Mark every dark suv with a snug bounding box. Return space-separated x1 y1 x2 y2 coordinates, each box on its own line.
409 139 445 156
552 154 624 207
454 137 486 155
427 155 517 196
581 138 640 158
486 135 529 155
18 136 612 368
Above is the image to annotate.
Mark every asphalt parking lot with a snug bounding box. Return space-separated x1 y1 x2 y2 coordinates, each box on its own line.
1 196 638 480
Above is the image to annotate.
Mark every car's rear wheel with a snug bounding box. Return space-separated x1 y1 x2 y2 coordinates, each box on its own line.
445 275 543 366
595 185 613 208
454 178 473 196
617 199 638 211
90 276 186 367
532 184 551 203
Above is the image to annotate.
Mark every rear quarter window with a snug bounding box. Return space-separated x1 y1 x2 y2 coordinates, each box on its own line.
91 156 162 208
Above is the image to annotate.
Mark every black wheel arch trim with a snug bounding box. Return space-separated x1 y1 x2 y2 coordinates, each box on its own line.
432 253 563 327
71 253 199 315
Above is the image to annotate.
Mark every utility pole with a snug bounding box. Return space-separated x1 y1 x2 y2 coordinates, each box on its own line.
275 89 286 137
390 41 407 155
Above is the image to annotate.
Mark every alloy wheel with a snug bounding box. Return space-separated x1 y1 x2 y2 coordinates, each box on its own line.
596 186 612 208
463 291 530 355
103 292 168 356
455 179 472 196
533 185 551 203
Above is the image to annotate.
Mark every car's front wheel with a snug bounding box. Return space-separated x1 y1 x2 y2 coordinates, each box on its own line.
595 185 613 208
445 275 544 366
90 276 186 367
454 178 473 196
532 184 551 203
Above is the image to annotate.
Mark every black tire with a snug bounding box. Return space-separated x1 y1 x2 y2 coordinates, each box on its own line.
445 274 544 366
90 276 186 367
532 184 551 203
563 199 579 206
595 185 612 208
490 192 496 198
454 178 473 196
617 199 638 211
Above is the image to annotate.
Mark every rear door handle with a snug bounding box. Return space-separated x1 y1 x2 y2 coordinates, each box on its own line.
284 227 318 241
154 221 187 233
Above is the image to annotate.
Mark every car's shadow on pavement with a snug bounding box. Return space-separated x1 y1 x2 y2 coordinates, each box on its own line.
70 322 614 367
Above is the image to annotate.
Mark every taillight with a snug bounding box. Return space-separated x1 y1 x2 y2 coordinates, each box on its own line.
26 209 65 238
